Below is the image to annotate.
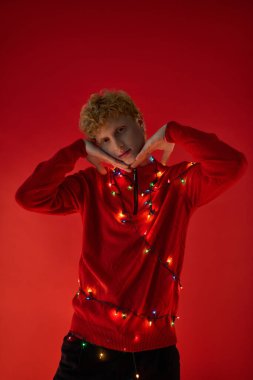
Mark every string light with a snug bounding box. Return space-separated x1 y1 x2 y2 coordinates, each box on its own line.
98 351 105 360
167 256 173 265
186 161 196 168
85 287 94 300
107 157 185 293
113 168 122 176
77 288 178 327
73 158 198 375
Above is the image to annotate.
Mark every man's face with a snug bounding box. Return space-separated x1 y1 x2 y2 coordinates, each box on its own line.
95 114 146 166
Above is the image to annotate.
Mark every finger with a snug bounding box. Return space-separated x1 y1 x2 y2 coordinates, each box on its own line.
136 143 152 161
89 154 131 173
130 143 152 168
85 140 132 172
102 158 132 172
108 159 132 172
96 164 107 175
161 150 170 166
130 154 148 169
161 143 175 165
99 154 132 173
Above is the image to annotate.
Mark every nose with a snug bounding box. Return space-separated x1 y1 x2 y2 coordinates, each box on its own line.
114 138 127 153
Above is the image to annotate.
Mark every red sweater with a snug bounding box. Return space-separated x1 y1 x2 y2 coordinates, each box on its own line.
15 122 247 352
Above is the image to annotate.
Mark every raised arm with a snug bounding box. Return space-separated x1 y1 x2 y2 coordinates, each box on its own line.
165 121 248 207
15 139 88 215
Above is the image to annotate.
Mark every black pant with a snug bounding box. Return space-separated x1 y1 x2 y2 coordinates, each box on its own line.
53 331 180 380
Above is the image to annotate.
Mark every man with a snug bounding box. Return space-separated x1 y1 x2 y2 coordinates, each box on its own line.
15 89 247 379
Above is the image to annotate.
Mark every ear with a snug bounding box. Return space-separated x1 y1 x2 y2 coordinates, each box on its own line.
137 117 143 126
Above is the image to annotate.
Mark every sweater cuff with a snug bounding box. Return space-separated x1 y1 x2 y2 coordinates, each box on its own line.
73 138 88 158
164 122 176 143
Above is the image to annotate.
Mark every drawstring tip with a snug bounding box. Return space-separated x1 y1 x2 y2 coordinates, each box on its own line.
132 352 140 378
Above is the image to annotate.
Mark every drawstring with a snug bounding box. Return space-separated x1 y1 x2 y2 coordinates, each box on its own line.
133 168 138 215
132 352 140 378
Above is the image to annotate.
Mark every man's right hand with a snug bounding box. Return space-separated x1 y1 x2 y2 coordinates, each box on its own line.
83 139 132 174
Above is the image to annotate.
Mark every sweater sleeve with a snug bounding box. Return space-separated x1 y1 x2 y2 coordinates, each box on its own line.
165 121 248 208
15 138 88 215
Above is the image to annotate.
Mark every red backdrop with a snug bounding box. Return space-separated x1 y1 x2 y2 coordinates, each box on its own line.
1 1 252 379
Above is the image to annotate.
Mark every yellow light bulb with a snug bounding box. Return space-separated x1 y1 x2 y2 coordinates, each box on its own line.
99 351 104 359
186 161 195 168
167 256 173 265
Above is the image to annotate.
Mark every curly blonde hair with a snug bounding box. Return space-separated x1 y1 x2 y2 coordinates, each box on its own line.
79 89 144 139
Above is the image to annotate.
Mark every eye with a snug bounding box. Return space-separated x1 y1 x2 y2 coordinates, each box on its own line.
117 126 125 133
103 137 110 143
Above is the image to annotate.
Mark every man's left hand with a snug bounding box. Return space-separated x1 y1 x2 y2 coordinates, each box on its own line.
130 124 175 168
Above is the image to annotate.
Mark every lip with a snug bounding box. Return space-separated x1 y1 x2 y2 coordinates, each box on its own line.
119 149 131 158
